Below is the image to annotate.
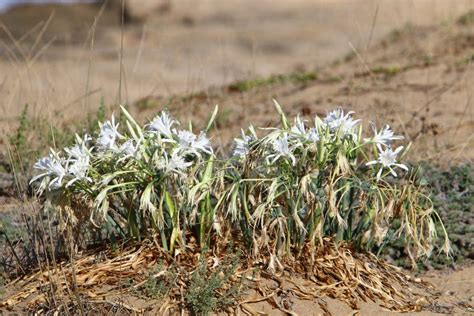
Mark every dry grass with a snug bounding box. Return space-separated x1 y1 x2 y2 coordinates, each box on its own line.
0 238 448 314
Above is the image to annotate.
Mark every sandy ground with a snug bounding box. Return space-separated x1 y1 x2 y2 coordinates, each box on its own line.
126 9 474 164
0 1 473 314
0 0 473 132
244 264 474 315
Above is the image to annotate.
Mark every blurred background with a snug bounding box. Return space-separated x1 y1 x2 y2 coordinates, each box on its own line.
0 0 473 158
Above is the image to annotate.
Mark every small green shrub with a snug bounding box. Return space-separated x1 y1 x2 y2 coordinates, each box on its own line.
185 252 244 315
421 163 472 266
380 163 472 268
455 53 474 69
142 262 177 299
0 274 4 297
220 101 449 263
30 105 218 252
8 105 32 161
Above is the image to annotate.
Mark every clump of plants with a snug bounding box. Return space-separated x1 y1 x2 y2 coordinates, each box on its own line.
30 105 217 252
5 102 111 196
378 163 472 268
138 261 178 299
221 101 450 265
29 100 450 265
427 164 472 263
185 251 245 315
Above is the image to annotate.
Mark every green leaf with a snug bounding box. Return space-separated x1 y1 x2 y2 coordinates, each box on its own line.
120 104 143 138
205 105 219 133
272 99 288 129
165 191 180 253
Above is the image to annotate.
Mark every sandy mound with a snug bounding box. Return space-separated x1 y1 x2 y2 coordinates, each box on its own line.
0 2 119 45
128 12 474 164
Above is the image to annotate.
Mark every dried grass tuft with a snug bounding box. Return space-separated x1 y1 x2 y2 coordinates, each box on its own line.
1 238 449 315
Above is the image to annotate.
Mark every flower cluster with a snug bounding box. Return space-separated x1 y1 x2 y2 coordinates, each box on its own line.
31 134 93 192
29 102 447 261
232 107 407 182
222 102 445 262
31 108 213 194
323 108 360 137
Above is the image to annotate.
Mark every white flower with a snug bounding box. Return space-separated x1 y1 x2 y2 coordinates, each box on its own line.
68 158 89 179
65 144 89 162
290 115 306 136
176 130 213 156
366 145 408 180
74 133 92 148
324 108 343 125
30 151 67 189
66 156 91 187
323 108 360 137
65 134 92 159
157 150 193 175
119 138 142 160
233 126 257 158
267 133 298 165
290 116 320 143
193 132 213 155
121 140 137 156
97 114 122 151
62 136 93 186
233 129 254 158
365 124 403 147
307 128 320 142
177 130 195 148
148 111 177 139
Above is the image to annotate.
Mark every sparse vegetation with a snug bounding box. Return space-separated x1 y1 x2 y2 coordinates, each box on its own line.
135 97 163 112
386 23 415 43
228 71 317 92
372 65 402 79
457 10 474 25
185 251 245 315
421 163 473 266
213 107 233 128
6 102 110 175
380 163 473 269
455 53 474 69
141 261 178 299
